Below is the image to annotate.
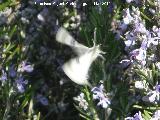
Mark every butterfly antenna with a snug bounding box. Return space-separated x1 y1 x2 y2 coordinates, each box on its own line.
93 27 97 47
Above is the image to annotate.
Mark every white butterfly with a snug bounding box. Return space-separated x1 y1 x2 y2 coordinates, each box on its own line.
56 27 105 87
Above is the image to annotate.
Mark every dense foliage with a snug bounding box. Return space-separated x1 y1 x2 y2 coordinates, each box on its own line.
0 0 160 119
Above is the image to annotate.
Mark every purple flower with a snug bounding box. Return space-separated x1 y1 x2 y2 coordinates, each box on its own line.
125 111 144 120
146 33 159 47
156 85 160 93
119 22 128 32
140 40 148 50
107 2 114 13
157 30 160 38
130 48 146 65
91 84 111 108
134 22 147 34
18 61 34 73
152 26 160 37
123 8 133 25
97 97 111 108
36 94 48 106
9 65 16 78
142 91 158 103
142 85 160 103
16 77 28 93
133 111 144 120
151 110 160 120
115 31 121 40
125 33 136 47
0 70 7 82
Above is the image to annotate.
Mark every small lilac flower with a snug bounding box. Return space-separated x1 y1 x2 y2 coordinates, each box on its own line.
157 30 160 38
107 2 114 13
125 40 134 47
140 39 148 50
74 93 88 110
119 22 128 32
147 37 159 47
151 110 160 120
0 70 7 82
142 85 160 103
130 49 140 59
156 62 160 70
115 31 121 40
130 48 146 65
134 22 147 34
18 61 34 73
155 85 160 93
36 94 48 106
92 84 105 99
123 8 133 25
150 39 159 46
142 91 157 103
16 77 28 93
125 33 136 48
91 84 111 108
133 111 144 120
152 26 160 37
125 111 144 120
97 97 110 108
9 65 16 78
146 31 160 47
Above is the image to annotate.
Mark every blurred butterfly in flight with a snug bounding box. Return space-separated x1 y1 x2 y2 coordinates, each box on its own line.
56 27 105 87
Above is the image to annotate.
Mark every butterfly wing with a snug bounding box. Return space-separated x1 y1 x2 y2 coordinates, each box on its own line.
56 27 89 55
62 54 91 86
62 45 104 86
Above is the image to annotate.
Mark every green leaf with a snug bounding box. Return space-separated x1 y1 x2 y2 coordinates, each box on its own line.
0 0 12 11
143 110 151 120
19 94 31 112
